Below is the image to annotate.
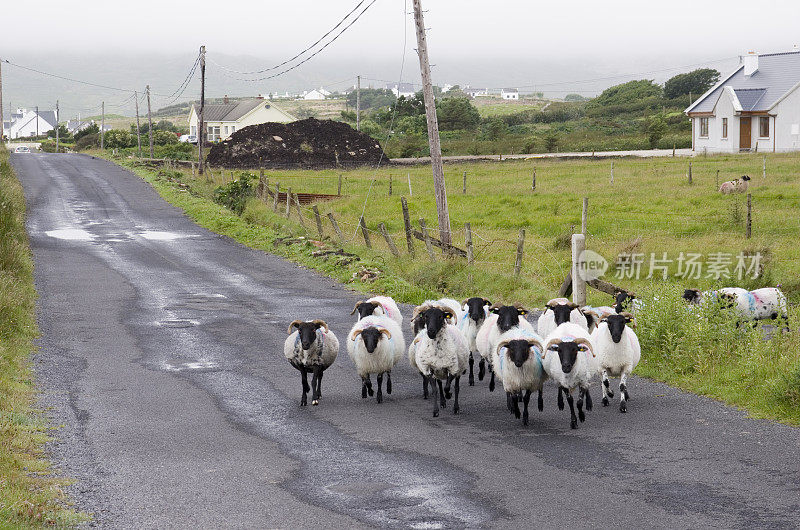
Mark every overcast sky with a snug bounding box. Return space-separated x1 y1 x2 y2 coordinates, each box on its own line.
2 0 799 115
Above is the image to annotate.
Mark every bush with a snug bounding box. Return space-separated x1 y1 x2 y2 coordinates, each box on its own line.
74 123 99 142
482 118 508 141
153 130 179 145
436 97 480 131
213 174 254 215
75 133 99 151
544 133 559 152
104 129 136 149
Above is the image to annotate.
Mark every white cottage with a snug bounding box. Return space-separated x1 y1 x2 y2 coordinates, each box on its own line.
188 97 295 142
501 88 519 100
686 50 800 153
3 108 57 139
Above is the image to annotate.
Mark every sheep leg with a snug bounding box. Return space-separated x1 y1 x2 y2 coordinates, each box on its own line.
468 352 475 386
386 372 392 395
782 314 791 333
421 374 429 399
512 393 521 419
584 386 593 411
452 376 460 415
537 389 544 412
602 370 614 406
376 373 384 404
300 368 309 407
437 380 447 408
478 357 486 381
506 392 514 413
430 376 440 417
619 372 630 413
576 388 586 423
557 387 565 410
317 371 324 399
489 371 496 392
564 388 578 429
522 390 532 426
311 366 322 406
361 375 374 398
444 376 453 399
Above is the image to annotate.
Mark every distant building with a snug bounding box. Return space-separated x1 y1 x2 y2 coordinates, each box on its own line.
463 86 489 98
386 82 417 98
501 88 519 100
686 49 800 153
2 108 56 139
188 97 295 142
302 88 331 100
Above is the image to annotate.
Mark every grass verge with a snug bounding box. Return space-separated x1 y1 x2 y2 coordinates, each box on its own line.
0 147 87 526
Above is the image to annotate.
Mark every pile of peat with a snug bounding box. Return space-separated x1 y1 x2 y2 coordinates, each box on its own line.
205 118 388 169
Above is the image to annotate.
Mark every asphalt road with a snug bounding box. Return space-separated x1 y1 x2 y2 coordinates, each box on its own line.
13 152 800 529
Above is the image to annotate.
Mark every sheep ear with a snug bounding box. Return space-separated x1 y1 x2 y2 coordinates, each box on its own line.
287 320 303 334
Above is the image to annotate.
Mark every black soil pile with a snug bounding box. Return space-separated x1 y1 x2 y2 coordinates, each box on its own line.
206 118 388 169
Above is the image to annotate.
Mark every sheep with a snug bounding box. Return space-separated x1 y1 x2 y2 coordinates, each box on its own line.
476 303 535 392
284 320 339 406
347 315 405 403
408 298 465 399
410 303 469 417
457 297 491 386
537 297 588 338
581 305 616 333
683 286 789 329
719 175 751 194
351 295 403 328
542 323 597 429
590 312 640 413
492 328 547 425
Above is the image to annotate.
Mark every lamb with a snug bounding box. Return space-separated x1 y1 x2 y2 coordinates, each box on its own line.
476 303 535 392
492 328 547 425
590 312 640 413
351 295 403 328
719 175 751 194
457 297 491 385
347 315 405 403
284 320 339 406
537 297 588 338
408 298 464 399
410 303 469 417
542 323 597 429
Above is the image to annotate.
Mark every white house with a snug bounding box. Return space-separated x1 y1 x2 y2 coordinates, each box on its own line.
188 97 295 142
3 108 56 139
386 82 416 98
686 49 800 153
463 86 489 98
302 87 331 100
501 88 519 100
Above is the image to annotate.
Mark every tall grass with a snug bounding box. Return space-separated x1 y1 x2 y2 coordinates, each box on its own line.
0 147 86 526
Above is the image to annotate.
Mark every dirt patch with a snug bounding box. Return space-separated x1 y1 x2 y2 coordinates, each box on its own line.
206 118 388 169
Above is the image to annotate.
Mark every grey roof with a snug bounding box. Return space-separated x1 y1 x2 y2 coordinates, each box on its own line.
37 110 57 127
202 98 264 122
387 82 416 92
688 51 800 113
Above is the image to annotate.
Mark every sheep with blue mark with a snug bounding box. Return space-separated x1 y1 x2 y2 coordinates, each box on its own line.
476 303 536 392
347 315 405 404
492 327 547 425
284 320 339 406
590 312 640 413
458 297 492 386
408 298 463 399
683 286 789 330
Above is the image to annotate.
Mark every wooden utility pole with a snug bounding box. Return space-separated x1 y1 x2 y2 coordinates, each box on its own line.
412 0 452 247
146 85 154 158
198 45 206 175
36 105 39 138
100 102 104 149
0 60 4 144
356 75 361 132
134 90 142 158
55 100 59 152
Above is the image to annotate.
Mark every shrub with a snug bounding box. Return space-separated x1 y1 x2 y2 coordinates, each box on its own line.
73 123 99 142
544 133 559 152
104 129 136 149
436 97 480 131
75 133 99 151
213 174 255 215
152 130 178 146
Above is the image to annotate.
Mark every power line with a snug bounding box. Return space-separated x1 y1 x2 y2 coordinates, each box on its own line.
1 58 135 93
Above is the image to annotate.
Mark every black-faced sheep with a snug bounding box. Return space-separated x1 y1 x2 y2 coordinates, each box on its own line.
536 297 588 338
284 320 339 406
351 295 403 328
493 328 547 425
683 286 789 330
476 303 535 392
458 297 491 385
542 323 597 429
719 175 750 194
590 312 640 413
347 315 405 403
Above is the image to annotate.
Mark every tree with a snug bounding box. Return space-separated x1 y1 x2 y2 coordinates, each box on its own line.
346 88 396 110
74 123 99 141
664 68 721 99
483 118 508 140
47 124 71 140
103 129 135 148
564 93 588 102
544 133 559 152
436 97 480 131
590 80 663 108
645 113 668 148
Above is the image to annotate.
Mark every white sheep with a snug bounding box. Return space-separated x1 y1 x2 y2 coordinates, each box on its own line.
410 303 469 416
537 297 588 338
408 298 464 399
581 305 616 333
284 320 339 406
492 327 547 425
719 175 751 194
351 295 403 328
457 297 491 385
476 303 535 392
347 315 405 403
683 286 789 329
590 312 640 413
542 323 598 429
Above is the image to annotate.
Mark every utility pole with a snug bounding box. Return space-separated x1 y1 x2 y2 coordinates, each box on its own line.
100 102 104 150
55 100 59 152
36 105 39 138
198 45 206 175
412 0 451 246
0 60 4 144
134 90 142 158
356 75 361 132
146 85 154 159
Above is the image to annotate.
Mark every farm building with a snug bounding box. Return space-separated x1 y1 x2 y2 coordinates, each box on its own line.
188 97 295 142
686 49 800 153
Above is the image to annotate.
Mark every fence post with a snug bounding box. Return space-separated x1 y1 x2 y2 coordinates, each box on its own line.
715 169 719 189
389 174 393 196
581 197 589 236
191 161 196 178
672 143 676 157
571 233 586 306
407 173 412 196
327 213 344 242
273 183 280 212
465 222 474 266
312 205 324 238
688 161 692 184
379 223 400 257
462 170 467 194
763 156 766 180
285 187 292 218
359 215 372 248
338 174 343 196
401 197 415 256
610 161 614 184
263 178 270 198
419 218 435 261
531 168 536 191
293 194 306 228
746 193 752 239
514 228 525 277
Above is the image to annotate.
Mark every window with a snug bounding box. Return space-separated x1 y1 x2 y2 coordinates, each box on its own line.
759 117 770 138
231 126 236 133
224 126 229 135
207 125 221 141
722 118 728 139
699 117 709 138
190 126 196 136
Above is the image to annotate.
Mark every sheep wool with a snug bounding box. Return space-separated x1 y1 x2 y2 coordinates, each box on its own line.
347 315 405 378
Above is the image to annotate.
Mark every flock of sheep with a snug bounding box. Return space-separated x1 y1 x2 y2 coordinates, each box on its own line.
285 284 790 429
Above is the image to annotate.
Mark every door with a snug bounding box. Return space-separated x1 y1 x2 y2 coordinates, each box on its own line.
740 117 751 150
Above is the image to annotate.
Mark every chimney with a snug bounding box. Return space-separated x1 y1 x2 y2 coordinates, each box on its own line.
743 51 758 76
223 95 229 104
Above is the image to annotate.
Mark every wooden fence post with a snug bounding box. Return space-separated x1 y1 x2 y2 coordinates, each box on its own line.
263 178 270 198
514 228 525 277
571 233 586 306
293 194 306 228
401 197 415 256
715 169 719 189
191 161 196 177
672 143 676 157
531 168 536 191
419 218 435 261
581 197 589 236
688 161 692 184
327 213 344 242
610 161 614 184
285 187 292 218
312 205 324 238
462 170 467 194
407 173 412 196
338 174 343 196
379 223 400 257
389 174 393 196
746 193 752 239
359 216 372 248
273 183 280 212
465 222 474 266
